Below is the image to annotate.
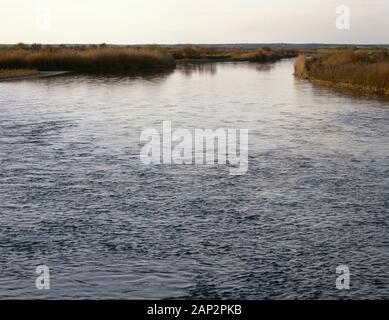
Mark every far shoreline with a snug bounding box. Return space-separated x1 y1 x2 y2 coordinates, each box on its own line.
0 71 71 82
0 45 296 81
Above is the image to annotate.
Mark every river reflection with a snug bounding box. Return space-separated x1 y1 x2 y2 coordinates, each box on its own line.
177 61 275 77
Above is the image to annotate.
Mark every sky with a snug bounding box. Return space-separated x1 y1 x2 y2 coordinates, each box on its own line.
1 0 388 44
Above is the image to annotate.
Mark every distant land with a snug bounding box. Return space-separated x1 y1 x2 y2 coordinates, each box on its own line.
162 43 389 49
1 43 389 49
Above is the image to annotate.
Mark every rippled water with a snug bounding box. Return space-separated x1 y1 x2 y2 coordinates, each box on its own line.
0 60 388 299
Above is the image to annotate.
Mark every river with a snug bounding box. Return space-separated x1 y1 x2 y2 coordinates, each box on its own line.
0 59 388 299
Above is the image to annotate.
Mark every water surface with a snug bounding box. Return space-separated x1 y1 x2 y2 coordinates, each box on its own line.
0 60 388 299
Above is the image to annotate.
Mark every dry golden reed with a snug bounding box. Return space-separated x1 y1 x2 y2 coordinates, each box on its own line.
0 46 175 73
168 46 296 62
295 49 389 95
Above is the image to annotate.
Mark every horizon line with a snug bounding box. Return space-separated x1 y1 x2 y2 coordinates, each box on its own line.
1 42 389 46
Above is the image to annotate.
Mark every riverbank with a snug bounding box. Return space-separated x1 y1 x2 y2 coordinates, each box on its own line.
0 68 38 79
169 46 297 62
0 71 70 82
0 45 297 81
0 46 175 74
295 49 389 96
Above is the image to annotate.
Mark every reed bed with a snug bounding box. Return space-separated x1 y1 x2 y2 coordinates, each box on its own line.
0 44 296 77
168 46 297 62
238 48 297 62
295 49 389 95
0 46 175 73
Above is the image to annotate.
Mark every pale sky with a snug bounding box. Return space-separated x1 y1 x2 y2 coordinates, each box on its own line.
1 0 388 44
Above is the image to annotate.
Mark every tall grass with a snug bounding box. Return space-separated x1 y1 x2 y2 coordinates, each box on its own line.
294 55 308 78
169 45 297 62
0 46 175 73
295 49 389 95
237 48 297 62
0 44 297 75
169 46 234 60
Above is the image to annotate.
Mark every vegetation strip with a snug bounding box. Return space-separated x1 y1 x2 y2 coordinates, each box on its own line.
0 45 175 74
295 48 389 96
0 44 297 80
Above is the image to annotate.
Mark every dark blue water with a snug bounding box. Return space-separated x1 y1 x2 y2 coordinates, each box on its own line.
0 60 388 299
